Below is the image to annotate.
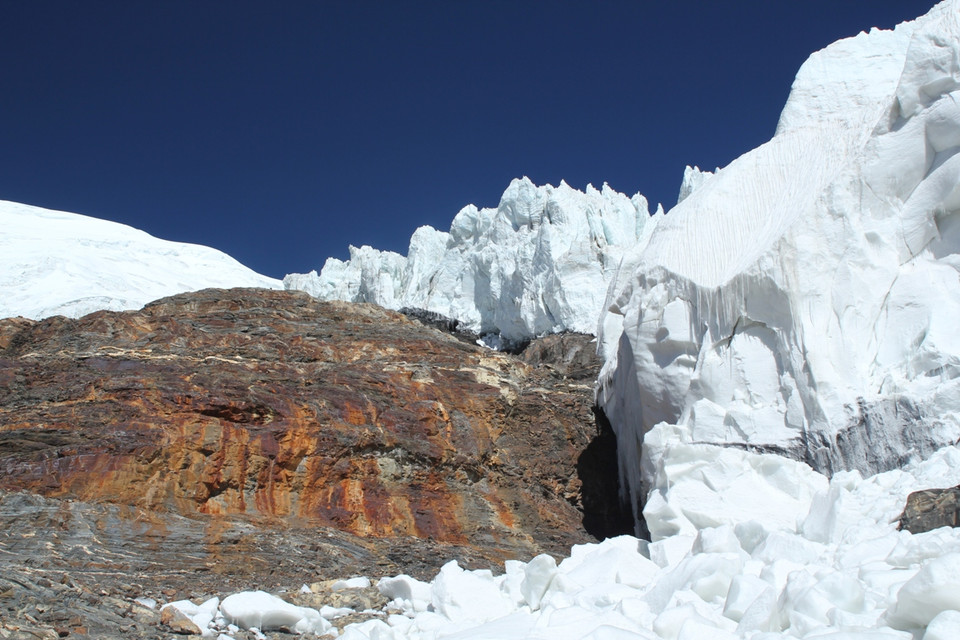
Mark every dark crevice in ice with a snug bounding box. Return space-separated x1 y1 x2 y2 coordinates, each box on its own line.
578 405 639 540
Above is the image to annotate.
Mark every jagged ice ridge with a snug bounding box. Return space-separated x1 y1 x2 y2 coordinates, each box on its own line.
284 178 662 345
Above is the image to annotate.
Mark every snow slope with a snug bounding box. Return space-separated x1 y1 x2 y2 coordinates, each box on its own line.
0 200 281 320
284 178 661 344
597 0 960 532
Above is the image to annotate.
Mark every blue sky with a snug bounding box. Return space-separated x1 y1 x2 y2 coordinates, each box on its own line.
0 1 937 279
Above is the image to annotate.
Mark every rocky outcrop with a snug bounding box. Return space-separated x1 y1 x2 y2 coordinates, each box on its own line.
519 332 601 378
0 288 625 565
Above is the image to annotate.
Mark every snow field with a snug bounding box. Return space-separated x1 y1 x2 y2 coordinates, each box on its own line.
0 200 281 321
160 444 960 639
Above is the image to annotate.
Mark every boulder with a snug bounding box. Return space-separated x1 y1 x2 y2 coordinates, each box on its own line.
898 486 960 534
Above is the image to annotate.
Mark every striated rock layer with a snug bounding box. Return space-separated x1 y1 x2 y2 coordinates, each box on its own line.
898 485 960 534
0 288 626 565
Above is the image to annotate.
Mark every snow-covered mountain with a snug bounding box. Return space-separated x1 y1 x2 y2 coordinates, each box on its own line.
597 1 960 536
0 200 281 320
284 178 662 344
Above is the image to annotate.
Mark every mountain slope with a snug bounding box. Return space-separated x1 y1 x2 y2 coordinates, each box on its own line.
0 288 619 564
0 200 281 320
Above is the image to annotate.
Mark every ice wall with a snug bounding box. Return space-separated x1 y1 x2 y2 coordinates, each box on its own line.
284 178 662 344
0 201 281 320
597 1 960 531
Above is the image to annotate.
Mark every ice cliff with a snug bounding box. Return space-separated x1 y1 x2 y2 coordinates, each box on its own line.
0 200 281 320
284 178 662 344
596 1 960 534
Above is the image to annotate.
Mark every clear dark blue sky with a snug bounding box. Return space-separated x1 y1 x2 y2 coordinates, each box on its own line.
0 1 937 279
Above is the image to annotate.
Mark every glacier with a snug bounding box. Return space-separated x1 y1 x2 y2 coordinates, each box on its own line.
5 1 960 638
284 177 662 345
597 0 960 534
0 199 281 320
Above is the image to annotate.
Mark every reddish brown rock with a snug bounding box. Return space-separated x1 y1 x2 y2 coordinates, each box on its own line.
0 288 627 566
160 605 202 635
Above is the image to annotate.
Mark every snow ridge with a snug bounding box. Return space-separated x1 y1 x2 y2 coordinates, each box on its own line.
284 178 662 344
0 200 281 320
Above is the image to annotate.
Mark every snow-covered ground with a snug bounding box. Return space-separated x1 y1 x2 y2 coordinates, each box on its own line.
284 178 661 345
0 200 281 320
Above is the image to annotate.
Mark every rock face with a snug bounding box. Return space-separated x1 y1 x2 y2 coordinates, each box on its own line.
0 487 508 639
0 288 624 564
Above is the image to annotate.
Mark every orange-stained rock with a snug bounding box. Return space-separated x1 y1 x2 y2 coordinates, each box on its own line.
0 288 629 563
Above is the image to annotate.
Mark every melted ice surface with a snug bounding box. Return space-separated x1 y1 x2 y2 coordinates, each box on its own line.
0 200 281 320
